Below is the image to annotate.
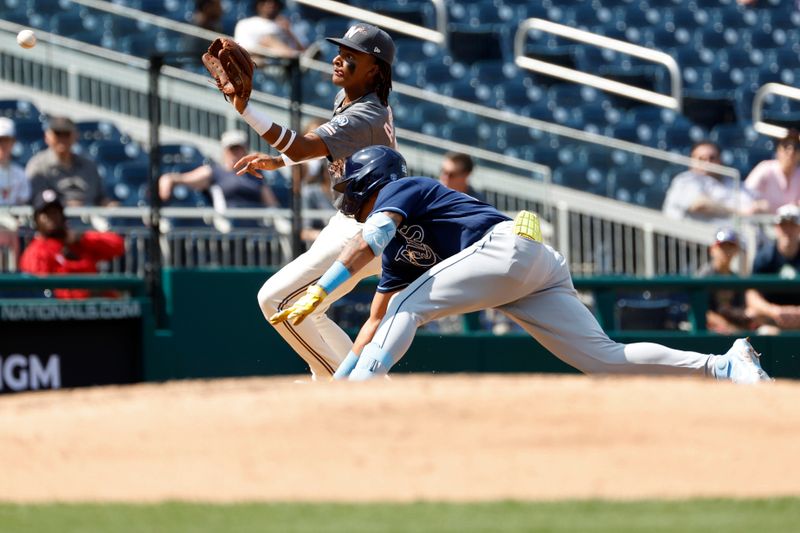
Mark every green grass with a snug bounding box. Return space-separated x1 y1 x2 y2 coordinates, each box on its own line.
1 499 799 533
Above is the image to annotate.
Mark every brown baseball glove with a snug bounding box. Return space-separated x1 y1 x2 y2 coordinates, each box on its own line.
202 38 255 101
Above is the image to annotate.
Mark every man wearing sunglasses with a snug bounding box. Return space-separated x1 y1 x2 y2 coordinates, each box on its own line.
25 116 109 207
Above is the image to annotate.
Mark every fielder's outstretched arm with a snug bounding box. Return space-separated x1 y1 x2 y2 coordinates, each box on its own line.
230 95 328 175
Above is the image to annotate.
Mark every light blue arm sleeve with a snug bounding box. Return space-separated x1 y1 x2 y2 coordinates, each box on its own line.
363 212 397 257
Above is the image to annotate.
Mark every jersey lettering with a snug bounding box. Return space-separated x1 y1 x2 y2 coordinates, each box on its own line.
394 225 440 268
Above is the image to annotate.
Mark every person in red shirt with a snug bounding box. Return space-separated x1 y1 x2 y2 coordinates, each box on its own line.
19 189 125 298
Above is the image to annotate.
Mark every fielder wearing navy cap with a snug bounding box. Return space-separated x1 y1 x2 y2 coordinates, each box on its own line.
326 23 396 66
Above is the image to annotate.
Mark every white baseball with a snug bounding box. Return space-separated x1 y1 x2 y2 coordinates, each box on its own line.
17 29 37 49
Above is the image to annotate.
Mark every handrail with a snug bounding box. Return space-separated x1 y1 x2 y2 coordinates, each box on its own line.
514 18 682 111
753 83 800 138
293 0 447 45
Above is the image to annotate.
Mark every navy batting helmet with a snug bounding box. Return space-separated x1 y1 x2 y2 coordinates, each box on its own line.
333 145 407 217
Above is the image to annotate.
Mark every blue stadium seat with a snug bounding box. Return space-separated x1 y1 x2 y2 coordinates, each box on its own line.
90 140 145 177
554 162 605 194
441 123 483 148
578 145 614 172
520 101 555 123
0 99 42 122
315 17 352 41
12 117 45 143
418 61 462 89
159 143 205 167
493 82 537 111
710 123 753 149
119 30 171 57
76 120 124 146
372 1 434 26
494 124 534 154
113 160 150 187
447 24 505 64
634 184 668 209
443 79 478 103
657 122 704 152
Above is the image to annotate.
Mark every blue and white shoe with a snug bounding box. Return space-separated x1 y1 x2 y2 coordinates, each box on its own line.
716 338 772 384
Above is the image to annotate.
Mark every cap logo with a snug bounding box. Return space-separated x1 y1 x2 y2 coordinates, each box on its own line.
345 25 368 40
374 47 381 53
42 189 57 203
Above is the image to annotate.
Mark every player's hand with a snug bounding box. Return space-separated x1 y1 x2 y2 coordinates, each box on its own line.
269 285 327 326
233 153 279 177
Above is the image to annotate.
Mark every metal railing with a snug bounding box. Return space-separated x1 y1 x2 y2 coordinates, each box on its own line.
514 18 682 111
753 83 800 139
293 0 447 45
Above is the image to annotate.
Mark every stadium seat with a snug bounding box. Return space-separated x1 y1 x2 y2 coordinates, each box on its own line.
315 17 353 41
159 143 205 167
418 61 464 89
90 140 145 176
494 124 534 153
554 162 606 195
12 118 45 143
448 24 505 64
76 120 124 146
0 99 42 120
443 79 479 104
372 1 434 26
441 123 483 148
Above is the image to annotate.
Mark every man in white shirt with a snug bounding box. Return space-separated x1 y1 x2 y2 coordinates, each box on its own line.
0 118 30 206
234 0 305 59
662 140 763 224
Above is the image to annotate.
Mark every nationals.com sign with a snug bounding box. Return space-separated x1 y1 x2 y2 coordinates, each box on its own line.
0 300 143 394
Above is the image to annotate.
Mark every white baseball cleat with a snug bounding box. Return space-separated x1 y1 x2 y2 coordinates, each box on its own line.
716 338 772 384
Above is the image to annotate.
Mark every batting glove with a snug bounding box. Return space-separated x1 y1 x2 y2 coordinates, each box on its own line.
269 285 327 326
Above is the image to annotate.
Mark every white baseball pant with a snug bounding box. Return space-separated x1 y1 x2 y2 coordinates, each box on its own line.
353 220 716 378
257 211 381 377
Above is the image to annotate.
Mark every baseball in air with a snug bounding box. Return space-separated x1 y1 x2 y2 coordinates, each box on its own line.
17 30 37 49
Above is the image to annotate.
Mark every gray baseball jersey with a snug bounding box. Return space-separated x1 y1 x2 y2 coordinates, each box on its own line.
314 89 395 209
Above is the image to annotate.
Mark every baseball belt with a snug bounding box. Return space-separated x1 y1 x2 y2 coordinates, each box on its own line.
513 210 542 243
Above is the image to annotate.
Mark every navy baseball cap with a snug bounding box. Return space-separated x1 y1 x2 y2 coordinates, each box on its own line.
32 189 63 215
326 23 395 66
714 227 740 246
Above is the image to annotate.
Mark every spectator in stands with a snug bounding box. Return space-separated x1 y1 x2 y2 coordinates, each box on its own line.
234 0 305 60
158 129 280 214
663 140 765 224
696 228 755 334
19 189 125 299
25 116 108 207
181 0 223 62
0 117 30 206
746 204 800 332
439 152 486 202
744 129 800 214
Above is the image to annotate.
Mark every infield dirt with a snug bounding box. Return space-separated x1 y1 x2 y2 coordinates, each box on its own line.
1 375 799 502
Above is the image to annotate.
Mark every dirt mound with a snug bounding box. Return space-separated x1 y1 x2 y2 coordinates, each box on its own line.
1 375 799 502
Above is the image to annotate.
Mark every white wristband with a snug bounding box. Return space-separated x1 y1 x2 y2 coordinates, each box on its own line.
241 104 273 136
279 130 297 153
